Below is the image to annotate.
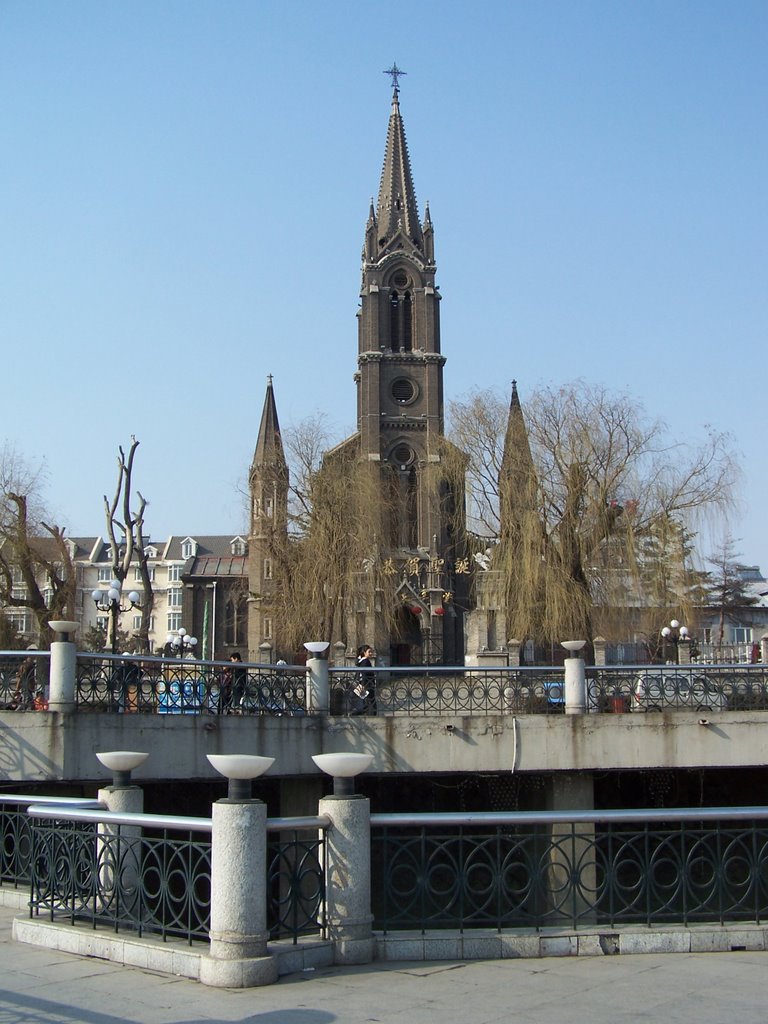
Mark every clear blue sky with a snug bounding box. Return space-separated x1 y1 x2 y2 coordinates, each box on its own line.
1 1 766 570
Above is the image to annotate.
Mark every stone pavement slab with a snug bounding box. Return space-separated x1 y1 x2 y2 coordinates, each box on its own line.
2 906 768 1024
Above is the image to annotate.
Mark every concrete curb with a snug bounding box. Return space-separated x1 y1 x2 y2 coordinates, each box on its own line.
12 915 334 982
12 908 768 988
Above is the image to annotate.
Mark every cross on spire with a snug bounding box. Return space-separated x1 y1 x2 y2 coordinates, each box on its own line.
383 62 406 93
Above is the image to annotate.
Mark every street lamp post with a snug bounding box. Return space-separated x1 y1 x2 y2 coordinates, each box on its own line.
91 579 142 655
166 626 198 658
660 619 689 664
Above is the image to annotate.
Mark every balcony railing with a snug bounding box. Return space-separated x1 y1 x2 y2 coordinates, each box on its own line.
2 650 768 717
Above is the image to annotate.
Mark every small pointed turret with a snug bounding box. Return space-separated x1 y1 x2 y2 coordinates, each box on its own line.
499 381 537 546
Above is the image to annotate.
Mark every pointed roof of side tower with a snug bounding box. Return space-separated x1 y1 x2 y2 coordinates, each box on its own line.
251 375 287 473
374 81 424 257
500 381 535 489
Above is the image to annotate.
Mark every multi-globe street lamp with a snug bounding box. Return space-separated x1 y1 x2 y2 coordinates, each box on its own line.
660 619 689 664
166 626 198 658
91 578 142 655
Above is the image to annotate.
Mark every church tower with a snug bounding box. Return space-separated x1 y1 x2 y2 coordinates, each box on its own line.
247 376 288 660
353 75 467 664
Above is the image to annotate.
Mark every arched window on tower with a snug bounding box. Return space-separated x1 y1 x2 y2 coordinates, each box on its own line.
402 291 412 351
406 466 418 547
389 289 413 352
390 291 399 350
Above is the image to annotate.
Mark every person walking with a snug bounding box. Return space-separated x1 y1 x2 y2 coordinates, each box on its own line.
352 644 377 716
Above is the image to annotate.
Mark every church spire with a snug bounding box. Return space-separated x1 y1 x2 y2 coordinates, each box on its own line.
251 375 286 474
373 75 424 259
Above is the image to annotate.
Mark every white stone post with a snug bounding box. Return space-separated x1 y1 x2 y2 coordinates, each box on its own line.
200 798 277 988
319 792 374 965
96 783 144 910
564 654 586 715
592 636 607 667
506 639 521 667
306 657 329 715
48 623 77 712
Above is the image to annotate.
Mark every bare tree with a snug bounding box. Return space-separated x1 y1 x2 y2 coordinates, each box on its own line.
448 382 738 644
0 444 75 645
103 438 154 654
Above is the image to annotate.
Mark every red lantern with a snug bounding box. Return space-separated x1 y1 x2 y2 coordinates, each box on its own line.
434 607 445 616
410 605 422 615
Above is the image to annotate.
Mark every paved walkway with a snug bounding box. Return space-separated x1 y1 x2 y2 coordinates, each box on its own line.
2 906 767 1024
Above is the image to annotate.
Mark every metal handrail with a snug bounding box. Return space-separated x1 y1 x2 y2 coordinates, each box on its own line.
0 795 102 808
27 805 212 832
371 806 768 828
25 804 332 834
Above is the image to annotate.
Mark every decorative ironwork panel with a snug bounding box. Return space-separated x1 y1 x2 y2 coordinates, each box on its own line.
0 802 33 887
372 821 768 932
29 820 212 944
267 830 325 941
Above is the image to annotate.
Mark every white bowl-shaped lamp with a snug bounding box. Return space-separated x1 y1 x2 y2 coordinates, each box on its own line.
561 640 587 657
304 641 330 656
206 753 275 801
96 750 149 788
49 620 79 641
312 752 373 797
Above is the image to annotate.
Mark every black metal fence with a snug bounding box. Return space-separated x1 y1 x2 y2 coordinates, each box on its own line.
371 808 768 933
17 803 325 946
2 650 768 718
74 653 307 716
0 652 50 711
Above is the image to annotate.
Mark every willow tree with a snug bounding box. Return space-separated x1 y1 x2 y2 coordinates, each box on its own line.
264 425 399 657
448 382 737 645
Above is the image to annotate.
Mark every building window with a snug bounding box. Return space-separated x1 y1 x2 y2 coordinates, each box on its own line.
97 567 112 582
7 611 31 635
263 559 273 580
264 617 272 639
96 616 109 633
702 627 712 643
231 538 246 556
132 615 142 631
487 610 497 651
168 565 182 582
733 627 753 644
167 613 181 633
134 566 155 582
389 290 413 351
42 587 53 607
168 588 183 608
181 540 194 559
265 497 274 518
225 595 247 647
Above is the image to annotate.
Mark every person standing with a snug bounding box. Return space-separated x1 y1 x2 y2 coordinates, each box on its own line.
352 644 377 716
